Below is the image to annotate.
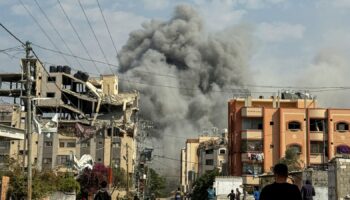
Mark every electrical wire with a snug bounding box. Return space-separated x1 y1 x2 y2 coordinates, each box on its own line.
78 0 114 75
95 0 119 57
56 0 101 74
33 0 87 72
17 0 72 67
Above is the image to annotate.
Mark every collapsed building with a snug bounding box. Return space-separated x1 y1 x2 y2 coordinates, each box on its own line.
0 58 139 178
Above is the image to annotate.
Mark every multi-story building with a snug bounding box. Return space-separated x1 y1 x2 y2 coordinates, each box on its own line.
0 58 139 180
197 131 228 176
180 134 223 192
228 91 350 185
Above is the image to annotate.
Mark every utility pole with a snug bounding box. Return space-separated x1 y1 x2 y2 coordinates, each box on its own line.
24 41 33 200
110 116 114 167
126 143 129 194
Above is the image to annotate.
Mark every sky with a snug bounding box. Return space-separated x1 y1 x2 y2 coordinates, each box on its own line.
1 0 350 107
2 0 350 179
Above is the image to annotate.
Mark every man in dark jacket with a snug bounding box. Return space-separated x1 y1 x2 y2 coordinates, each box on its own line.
260 163 302 200
227 189 236 200
301 180 315 200
94 181 111 200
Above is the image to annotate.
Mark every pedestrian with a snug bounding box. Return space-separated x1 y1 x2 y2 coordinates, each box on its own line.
207 185 216 200
175 187 182 200
94 181 111 200
242 188 247 200
227 189 236 200
301 180 315 200
236 188 241 200
253 186 260 200
259 163 302 200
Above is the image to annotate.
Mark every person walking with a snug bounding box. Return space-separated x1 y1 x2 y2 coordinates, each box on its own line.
253 186 260 200
207 185 216 200
94 181 111 200
259 163 302 200
175 188 182 200
236 188 241 200
227 189 236 200
301 180 315 200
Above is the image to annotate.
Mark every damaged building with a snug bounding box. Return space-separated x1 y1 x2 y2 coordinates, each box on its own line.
0 58 139 178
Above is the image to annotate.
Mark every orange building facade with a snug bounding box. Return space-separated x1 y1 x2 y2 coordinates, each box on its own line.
228 96 350 178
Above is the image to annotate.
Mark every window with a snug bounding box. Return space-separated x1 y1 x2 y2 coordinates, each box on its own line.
59 142 65 148
336 122 349 132
336 145 350 154
288 121 301 130
288 144 302 154
44 141 52 147
219 149 226 155
242 118 263 130
19 150 28 155
43 158 52 164
242 163 262 175
205 149 214 154
311 141 324 154
0 141 10 149
47 76 56 82
67 142 76 148
81 142 90 148
310 119 325 132
46 92 55 97
205 159 214 165
57 155 70 165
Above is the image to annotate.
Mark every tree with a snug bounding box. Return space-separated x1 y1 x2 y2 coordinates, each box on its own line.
191 169 220 200
148 168 166 198
113 167 127 188
280 148 303 171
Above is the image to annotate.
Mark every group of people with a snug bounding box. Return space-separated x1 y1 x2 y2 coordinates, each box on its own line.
227 188 248 200
216 163 315 200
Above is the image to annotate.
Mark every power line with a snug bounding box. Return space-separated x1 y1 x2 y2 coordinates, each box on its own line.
17 0 72 67
95 0 119 57
77 0 114 75
56 0 101 74
33 0 87 72
0 23 25 45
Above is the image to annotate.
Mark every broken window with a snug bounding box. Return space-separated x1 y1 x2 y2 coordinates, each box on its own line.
46 92 55 98
336 122 349 132
288 121 301 131
310 119 325 132
47 76 56 82
242 163 262 175
205 149 214 154
44 141 52 147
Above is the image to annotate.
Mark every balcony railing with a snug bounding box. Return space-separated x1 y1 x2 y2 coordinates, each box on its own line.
241 107 263 117
241 130 263 140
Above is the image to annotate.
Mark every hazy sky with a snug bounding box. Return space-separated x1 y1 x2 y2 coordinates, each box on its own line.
1 0 350 107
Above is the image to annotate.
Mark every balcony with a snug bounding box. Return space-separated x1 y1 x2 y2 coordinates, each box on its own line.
242 153 264 162
310 154 326 164
309 132 326 141
241 107 263 117
241 130 263 140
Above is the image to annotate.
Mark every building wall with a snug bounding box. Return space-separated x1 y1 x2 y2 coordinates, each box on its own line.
228 97 350 178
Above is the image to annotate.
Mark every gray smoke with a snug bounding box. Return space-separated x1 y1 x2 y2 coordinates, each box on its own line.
118 4 252 170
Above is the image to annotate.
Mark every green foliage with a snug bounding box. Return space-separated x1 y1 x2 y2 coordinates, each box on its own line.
191 169 220 200
280 148 303 171
57 175 80 193
113 167 127 188
148 168 166 198
3 158 80 199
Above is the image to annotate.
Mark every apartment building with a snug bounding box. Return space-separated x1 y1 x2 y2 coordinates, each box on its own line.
228 92 350 185
0 58 139 178
180 134 222 192
197 131 228 176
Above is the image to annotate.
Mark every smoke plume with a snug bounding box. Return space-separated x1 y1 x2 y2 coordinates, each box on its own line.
118 4 252 170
